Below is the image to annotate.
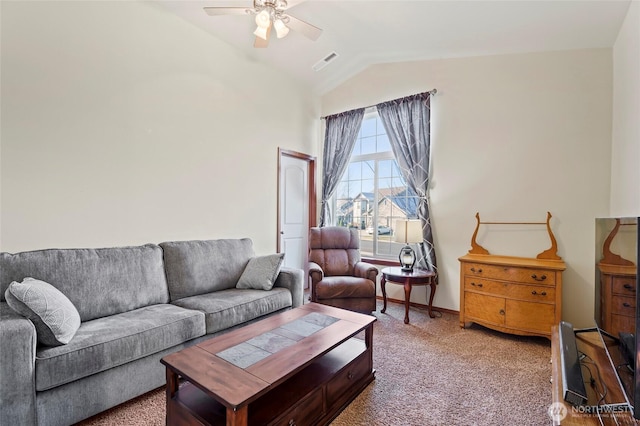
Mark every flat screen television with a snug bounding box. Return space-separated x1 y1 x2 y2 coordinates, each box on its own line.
594 217 639 419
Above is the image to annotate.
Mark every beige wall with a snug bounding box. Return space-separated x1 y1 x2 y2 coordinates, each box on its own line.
611 1 640 216
321 49 613 327
0 1 319 255
2 1 636 328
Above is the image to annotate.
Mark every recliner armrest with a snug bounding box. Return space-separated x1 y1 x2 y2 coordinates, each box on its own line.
354 261 379 282
308 262 324 303
0 302 37 426
308 261 324 284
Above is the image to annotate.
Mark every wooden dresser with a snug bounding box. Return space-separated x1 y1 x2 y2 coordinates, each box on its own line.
598 263 637 337
459 212 566 339
598 218 638 338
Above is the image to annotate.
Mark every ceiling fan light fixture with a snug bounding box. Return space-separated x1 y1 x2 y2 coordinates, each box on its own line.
253 25 269 40
204 0 320 48
273 19 289 38
255 9 271 28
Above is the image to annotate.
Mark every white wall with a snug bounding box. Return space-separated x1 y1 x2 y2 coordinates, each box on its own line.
321 49 613 327
611 1 640 216
0 1 319 255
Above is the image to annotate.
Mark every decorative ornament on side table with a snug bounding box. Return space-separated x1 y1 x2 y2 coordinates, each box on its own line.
394 219 422 272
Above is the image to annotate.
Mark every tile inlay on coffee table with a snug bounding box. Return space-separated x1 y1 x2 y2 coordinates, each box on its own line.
216 313 339 368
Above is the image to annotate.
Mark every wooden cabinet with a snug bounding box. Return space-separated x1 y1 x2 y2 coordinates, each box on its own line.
459 212 566 339
460 254 564 338
599 263 637 337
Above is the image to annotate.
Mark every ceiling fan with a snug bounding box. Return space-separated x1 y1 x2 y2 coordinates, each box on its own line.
204 0 322 48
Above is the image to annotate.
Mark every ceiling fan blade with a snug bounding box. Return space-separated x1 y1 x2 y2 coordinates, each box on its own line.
254 25 271 48
285 15 322 41
203 7 249 16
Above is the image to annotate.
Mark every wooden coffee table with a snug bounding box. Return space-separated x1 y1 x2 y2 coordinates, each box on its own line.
160 303 376 426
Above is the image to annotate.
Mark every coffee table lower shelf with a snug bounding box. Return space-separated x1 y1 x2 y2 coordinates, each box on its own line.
167 338 374 426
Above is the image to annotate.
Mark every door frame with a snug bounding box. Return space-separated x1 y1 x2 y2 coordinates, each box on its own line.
277 148 317 253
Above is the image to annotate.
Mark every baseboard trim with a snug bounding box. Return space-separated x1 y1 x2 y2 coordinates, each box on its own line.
376 296 459 316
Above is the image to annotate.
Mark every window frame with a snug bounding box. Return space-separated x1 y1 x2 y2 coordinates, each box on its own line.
331 110 412 261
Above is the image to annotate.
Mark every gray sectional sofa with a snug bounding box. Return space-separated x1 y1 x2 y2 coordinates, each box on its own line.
0 238 304 426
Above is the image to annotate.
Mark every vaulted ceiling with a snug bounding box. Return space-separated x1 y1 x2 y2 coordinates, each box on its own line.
155 1 631 95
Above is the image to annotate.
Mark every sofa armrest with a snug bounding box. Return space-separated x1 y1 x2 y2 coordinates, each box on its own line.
273 267 304 308
354 261 379 282
0 302 37 426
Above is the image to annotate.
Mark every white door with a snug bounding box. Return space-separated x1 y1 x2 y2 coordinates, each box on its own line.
278 153 310 274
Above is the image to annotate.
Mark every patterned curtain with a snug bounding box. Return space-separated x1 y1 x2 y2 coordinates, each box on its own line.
376 93 437 276
320 108 365 226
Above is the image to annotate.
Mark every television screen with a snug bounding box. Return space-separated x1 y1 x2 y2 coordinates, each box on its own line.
594 217 639 418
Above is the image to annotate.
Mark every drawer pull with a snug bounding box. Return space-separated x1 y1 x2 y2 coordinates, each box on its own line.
471 282 483 288
288 420 296 426
470 267 483 273
347 371 354 380
499 309 505 315
531 274 547 282
624 284 635 291
531 291 547 296
623 303 632 308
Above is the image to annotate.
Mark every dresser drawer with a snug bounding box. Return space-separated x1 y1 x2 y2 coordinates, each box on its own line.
612 295 636 317
326 351 370 407
270 388 323 426
612 277 637 296
464 278 508 296
612 314 635 335
506 284 556 303
464 292 505 325
463 263 556 285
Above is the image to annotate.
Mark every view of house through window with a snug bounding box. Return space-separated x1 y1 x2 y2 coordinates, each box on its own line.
333 111 419 259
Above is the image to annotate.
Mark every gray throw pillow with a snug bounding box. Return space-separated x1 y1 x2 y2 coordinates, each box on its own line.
236 253 285 291
5 277 81 346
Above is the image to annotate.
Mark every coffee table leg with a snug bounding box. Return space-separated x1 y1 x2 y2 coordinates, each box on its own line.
365 322 374 367
165 369 179 424
427 282 437 319
166 369 179 398
403 282 412 324
380 276 387 313
227 405 248 426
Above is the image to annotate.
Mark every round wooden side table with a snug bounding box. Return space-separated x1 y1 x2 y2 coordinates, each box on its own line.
380 267 437 324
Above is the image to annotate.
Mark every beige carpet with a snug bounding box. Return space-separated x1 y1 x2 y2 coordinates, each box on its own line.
77 301 552 426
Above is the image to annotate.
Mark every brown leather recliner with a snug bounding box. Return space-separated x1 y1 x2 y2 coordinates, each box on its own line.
308 226 378 314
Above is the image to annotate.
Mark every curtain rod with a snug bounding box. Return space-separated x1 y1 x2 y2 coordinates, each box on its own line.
320 88 437 120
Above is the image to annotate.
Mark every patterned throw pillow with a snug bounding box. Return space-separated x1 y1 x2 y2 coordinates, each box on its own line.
5 277 81 346
236 253 285 291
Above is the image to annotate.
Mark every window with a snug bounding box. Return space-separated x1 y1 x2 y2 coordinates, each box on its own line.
333 111 419 259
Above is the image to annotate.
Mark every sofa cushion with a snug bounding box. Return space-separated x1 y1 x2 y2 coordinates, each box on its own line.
172 288 292 335
34 304 205 391
236 253 285 291
5 278 81 346
160 239 255 301
0 245 170 322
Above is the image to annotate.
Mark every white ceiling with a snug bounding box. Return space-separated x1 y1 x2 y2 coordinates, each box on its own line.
155 0 631 95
